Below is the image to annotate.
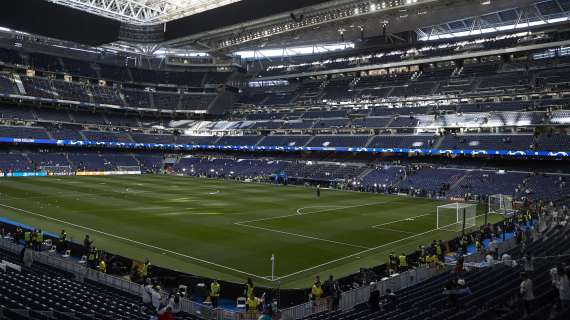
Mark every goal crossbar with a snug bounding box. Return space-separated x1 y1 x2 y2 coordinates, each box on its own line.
488 194 513 215
437 202 477 232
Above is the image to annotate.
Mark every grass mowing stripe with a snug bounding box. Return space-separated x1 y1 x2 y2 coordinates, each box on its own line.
275 212 491 281
371 213 433 228
0 202 269 281
0 175 494 287
371 227 416 234
238 201 388 224
273 225 448 281
234 221 370 249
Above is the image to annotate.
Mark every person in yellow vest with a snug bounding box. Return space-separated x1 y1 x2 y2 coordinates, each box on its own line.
436 241 444 262
87 247 98 268
31 229 38 250
311 276 323 310
311 281 323 300
424 254 432 267
210 279 221 308
141 258 151 280
24 230 31 244
98 258 107 273
428 253 438 268
244 278 254 299
399 253 408 272
246 294 259 313
475 239 482 253
36 230 43 251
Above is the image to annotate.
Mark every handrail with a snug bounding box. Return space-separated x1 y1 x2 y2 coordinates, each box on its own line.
0 238 214 319
0 227 520 320
278 235 518 319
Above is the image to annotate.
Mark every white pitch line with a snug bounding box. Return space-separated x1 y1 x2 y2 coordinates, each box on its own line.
235 222 369 249
297 202 387 215
0 203 267 281
273 226 441 281
275 212 488 281
238 201 387 225
372 227 415 235
371 213 432 228
296 205 344 215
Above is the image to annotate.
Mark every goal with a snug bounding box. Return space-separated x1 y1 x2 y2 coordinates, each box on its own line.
40 165 74 176
437 203 477 232
116 166 142 174
488 194 513 215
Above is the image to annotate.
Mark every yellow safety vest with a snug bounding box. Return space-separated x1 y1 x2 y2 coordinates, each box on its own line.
99 260 106 273
311 285 323 298
399 255 407 267
246 297 258 309
211 283 220 297
142 262 150 277
24 232 31 242
246 284 254 298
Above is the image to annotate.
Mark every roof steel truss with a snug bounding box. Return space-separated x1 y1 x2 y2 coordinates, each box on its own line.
47 0 241 24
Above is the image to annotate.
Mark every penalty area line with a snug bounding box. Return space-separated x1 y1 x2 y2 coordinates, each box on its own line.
0 203 268 281
239 201 387 224
234 222 370 250
273 225 441 281
274 212 490 281
372 227 415 235
371 213 432 228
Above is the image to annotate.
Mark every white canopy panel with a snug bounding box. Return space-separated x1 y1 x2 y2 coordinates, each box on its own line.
47 0 242 24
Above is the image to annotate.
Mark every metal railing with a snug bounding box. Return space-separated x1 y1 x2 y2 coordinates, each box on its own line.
0 232 520 320
279 266 442 320
0 238 214 319
279 236 519 320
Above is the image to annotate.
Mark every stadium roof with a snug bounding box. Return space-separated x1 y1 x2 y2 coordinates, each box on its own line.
46 0 244 24
418 0 570 40
0 0 558 51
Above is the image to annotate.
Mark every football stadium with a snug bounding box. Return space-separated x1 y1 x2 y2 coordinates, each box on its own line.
0 0 569 319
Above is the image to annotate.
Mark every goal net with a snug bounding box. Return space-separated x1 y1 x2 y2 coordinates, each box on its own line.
40 165 74 176
437 203 477 232
116 166 142 175
488 194 513 215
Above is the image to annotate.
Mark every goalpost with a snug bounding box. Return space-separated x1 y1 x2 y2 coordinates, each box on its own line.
488 194 513 216
40 165 74 176
437 203 477 233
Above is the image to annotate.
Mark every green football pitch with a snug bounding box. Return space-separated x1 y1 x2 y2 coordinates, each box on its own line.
0 175 492 288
